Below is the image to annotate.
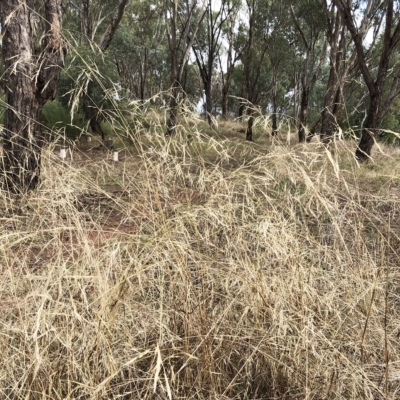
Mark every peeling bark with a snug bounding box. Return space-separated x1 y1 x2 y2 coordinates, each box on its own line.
1 0 65 192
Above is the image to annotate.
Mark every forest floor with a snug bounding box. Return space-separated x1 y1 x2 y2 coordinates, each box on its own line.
1 117 400 399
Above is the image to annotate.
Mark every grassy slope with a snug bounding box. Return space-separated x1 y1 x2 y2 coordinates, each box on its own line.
0 116 400 399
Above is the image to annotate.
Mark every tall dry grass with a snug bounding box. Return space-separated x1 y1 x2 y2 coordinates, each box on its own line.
1 111 400 399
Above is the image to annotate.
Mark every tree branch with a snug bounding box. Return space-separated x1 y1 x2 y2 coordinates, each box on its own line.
98 0 129 52
332 0 376 94
290 5 309 49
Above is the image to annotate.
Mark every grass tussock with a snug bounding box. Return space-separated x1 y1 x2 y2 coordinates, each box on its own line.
1 116 400 399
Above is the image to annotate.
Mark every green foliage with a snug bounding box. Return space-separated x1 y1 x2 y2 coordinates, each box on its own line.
110 2 169 102
41 100 84 139
59 46 119 108
50 0 400 146
99 120 113 137
183 64 203 104
380 99 400 144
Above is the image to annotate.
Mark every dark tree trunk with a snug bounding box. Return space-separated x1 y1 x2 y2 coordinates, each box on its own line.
246 109 255 141
219 34 240 119
193 43 214 128
293 73 299 122
82 0 92 42
1 0 65 193
166 82 180 136
193 0 233 128
333 0 400 160
116 57 139 99
355 95 381 161
164 1 206 136
81 0 128 142
320 106 337 143
238 100 245 120
298 89 309 143
290 5 327 144
241 1 269 140
221 84 230 118
83 92 106 141
192 50 214 128
272 98 278 137
139 48 149 104
320 53 341 141
320 8 348 143
98 0 130 52
166 39 179 136
204 79 215 129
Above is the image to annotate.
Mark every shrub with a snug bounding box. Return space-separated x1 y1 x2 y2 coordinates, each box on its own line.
41 100 84 139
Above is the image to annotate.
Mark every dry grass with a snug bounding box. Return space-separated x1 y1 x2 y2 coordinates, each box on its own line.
0 113 400 399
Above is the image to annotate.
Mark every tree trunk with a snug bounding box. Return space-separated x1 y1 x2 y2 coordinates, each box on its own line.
80 0 128 142
83 92 106 141
1 0 65 193
332 0 400 160
238 101 245 120
306 116 322 142
166 25 179 137
166 82 180 136
356 95 381 160
220 52 237 120
298 89 309 143
320 14 347 142
98 0 129 52
320 54 340 142
166 49 179 136
221 84 230 119
320 107 337 143
139 48 148 104
204 79 216 129
220 56 235 119
164 0 206 136
246 109 255 141
82 0 92 42
272 97 278 137
293 74 298 121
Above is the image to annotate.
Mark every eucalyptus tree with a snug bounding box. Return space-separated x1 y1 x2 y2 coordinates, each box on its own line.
264 1 293 136
113 1 167 103
192 0 235 127
240 0 298 140
319 1 349 141
163 0 207 136
319 0 382 142
333 0 400 160
242 0 271 141
63 0 129 140
216 1 245 118
67 0 129 50
289 0 327 142
268 43 292 136
0 0 66 192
